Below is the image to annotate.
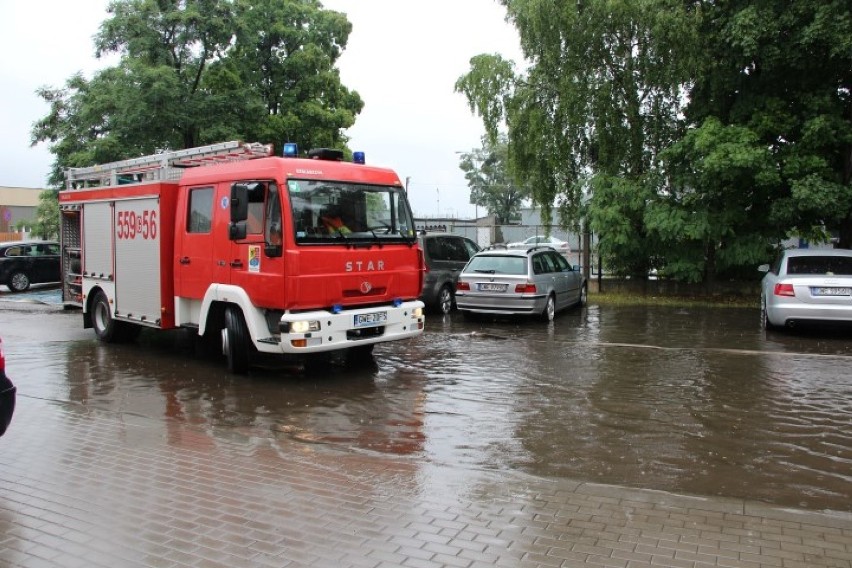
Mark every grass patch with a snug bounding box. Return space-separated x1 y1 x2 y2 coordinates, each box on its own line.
589 291 757 308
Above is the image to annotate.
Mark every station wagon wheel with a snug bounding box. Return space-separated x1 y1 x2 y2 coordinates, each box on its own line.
7 271 30 292
579 284 588 307
437 285 454 315
539 294 556 322
223 306 251 374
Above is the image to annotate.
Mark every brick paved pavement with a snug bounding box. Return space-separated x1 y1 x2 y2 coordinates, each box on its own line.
1 394 850 568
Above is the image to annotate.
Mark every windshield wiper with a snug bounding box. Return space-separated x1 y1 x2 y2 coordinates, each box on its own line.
474 269 496 274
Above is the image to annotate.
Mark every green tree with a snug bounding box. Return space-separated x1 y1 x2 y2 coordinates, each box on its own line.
456 0 699 277
648 118 779 283
228 0 362 149
458 136 529 224
32 190 60 241
32 0 362 186
684 0 852 248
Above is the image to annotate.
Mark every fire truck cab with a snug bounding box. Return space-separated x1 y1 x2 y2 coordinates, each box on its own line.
60 141 425 373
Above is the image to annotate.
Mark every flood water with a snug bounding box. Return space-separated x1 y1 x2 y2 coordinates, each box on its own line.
3 297 852 512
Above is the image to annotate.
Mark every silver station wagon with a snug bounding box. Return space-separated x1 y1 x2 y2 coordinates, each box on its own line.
455 246 587 321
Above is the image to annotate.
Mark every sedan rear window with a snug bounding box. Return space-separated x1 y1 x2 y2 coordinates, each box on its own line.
787 256 852 275
467 255 527 275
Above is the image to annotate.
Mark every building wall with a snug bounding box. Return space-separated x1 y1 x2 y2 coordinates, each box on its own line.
0 186 43 233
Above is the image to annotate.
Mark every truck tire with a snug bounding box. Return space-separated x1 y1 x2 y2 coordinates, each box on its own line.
223 306 251 374
91 291 120 342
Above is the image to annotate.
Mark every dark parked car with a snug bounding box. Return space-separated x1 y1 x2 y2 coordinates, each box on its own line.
0 336 14 437
418 232 481 314
0 240 61 292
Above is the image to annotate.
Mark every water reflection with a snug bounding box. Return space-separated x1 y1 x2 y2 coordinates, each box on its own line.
423 306 852 511
57 334 428 458
6 303 851 512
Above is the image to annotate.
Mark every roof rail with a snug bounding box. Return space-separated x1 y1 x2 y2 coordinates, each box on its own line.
65 141 273 189
526 245 556 254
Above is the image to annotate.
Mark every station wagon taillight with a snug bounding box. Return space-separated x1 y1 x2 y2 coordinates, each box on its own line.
774 283 795 297
456 281 470 291
515 283 537 294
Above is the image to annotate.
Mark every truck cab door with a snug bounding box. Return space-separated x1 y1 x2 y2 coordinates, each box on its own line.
176 185 221 299
225 181 285 307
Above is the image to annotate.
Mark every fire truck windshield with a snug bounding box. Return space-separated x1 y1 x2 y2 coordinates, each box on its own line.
288 180 416 244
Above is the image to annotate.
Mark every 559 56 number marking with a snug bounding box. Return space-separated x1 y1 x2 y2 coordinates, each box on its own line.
117 210 158 240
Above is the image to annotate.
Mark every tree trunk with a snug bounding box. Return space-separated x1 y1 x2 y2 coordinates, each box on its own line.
704 243 717 294
838 214 852 249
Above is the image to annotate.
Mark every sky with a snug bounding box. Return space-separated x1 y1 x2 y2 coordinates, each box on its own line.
0 0 523 219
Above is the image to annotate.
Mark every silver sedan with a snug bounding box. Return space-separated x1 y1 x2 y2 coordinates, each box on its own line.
758 249 852 329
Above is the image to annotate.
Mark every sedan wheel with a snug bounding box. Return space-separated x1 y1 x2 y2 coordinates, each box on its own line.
8 272 30 292
761 297 778 331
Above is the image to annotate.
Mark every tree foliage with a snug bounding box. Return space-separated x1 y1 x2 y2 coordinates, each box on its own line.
31 0 363 186
456 0 699 275
683 0 852 248
458 0 852 282
458 136 530 224
33 190 60 240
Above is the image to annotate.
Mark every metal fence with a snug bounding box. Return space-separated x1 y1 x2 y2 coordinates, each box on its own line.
414 219 589 271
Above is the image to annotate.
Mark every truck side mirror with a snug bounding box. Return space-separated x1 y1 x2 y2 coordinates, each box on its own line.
229 183 249 241
230 183 249 222
229 222 247 240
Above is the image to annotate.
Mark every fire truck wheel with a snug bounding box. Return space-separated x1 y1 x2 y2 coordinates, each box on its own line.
223 306 251 374
91 291 120 342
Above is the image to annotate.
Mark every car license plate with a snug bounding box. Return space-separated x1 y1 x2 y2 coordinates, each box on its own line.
354 311 387 327
813 287 852 296
478 283 508 292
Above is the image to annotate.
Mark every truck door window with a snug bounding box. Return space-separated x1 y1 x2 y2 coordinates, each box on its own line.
187 187 214 233
264 183 283 256
246 184 265 234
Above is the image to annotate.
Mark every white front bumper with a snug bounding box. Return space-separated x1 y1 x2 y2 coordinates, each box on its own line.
265 301 425 354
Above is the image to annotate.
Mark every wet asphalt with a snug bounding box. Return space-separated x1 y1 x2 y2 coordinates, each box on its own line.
2 286 850 513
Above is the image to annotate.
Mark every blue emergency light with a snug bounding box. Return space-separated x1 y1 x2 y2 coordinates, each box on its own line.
353 151 366 164
283 142 298 158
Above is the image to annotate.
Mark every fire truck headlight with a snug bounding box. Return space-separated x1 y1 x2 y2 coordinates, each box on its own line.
412 307 423 318
285 320 321 334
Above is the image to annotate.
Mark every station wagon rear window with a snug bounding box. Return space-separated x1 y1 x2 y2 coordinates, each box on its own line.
466 255 527 275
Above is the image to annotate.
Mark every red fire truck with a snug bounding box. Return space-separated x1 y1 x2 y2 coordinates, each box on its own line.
59 141 425 373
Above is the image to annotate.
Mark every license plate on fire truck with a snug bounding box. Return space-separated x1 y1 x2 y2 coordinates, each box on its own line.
354 311 387 327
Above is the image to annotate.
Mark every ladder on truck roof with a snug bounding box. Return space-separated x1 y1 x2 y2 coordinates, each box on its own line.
64 140 274 189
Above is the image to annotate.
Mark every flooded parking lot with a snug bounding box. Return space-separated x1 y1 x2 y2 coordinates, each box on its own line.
2 291 851 512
